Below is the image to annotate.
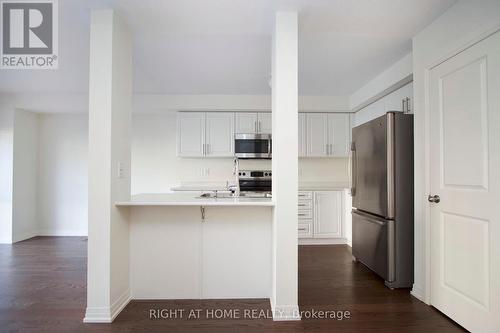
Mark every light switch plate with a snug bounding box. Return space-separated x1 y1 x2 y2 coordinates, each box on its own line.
117 161 125 179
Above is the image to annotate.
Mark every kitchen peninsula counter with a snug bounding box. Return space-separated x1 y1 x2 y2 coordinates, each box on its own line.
115 193 274 207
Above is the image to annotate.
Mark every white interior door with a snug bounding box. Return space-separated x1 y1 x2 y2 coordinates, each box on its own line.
429 31 500 333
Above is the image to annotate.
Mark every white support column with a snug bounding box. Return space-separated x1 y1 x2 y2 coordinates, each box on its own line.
271 11 300 321
84 10 132 323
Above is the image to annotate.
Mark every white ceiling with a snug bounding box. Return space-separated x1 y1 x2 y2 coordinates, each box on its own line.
0 0 456 96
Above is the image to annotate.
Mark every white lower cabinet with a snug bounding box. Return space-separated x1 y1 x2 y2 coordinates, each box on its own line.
313 191 343 238
298 190 345 243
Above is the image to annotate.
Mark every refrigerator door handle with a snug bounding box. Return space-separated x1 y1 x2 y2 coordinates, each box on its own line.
349 142 356 196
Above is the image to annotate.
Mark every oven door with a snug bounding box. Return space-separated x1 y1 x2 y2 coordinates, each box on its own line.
238 179 272 192
234 134 271 159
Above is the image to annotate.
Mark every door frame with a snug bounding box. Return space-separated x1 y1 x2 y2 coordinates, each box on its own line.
415 23 500 304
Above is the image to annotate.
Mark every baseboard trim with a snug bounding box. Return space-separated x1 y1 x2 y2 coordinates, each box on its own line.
298 238 347 245
270 299 301 321
410 284 426 303
83 288 130 323
38 229 87 237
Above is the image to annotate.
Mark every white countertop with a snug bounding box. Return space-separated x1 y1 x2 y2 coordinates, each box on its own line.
170 182 232 192
298 181 350 191
171 181 349 192
115 193 274 207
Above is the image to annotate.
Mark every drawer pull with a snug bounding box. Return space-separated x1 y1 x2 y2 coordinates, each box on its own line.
298 213 306 216
298 204 307 206
298 228 307 231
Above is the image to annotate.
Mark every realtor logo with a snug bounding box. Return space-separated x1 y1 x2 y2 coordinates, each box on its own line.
1 0 58 69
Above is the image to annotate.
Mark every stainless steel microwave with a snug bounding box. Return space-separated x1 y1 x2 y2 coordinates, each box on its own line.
234 133 272 159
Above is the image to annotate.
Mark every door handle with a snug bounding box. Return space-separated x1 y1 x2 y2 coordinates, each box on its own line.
350 142 356 196
428 195 440 203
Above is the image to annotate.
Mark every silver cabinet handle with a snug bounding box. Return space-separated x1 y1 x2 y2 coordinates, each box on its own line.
206 143 209 155
202 143 205 155
255 121 257 133
428 194 440 203
402 98 405 112
298 203 307 206
406 97 411 113
298 227 307 231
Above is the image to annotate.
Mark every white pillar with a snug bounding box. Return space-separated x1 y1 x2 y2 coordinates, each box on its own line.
0 98 14 244
271 11 300 321
84 10 132 323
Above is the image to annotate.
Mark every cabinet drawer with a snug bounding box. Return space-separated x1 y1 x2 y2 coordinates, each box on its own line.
298 223 312 238
298 210 312 219
298 201 312 210
298 191 312 200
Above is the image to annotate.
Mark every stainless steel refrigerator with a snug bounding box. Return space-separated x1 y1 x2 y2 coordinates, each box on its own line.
350 112 414 289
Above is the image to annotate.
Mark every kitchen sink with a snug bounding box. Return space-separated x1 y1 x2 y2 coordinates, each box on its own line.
196 192 272 199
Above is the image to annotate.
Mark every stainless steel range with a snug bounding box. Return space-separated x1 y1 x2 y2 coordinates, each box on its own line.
238 170 272 194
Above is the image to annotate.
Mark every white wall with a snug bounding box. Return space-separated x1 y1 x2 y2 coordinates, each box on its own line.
11 110 39 242
0 101 14 244
350 53 413 111
412 0 500 303
38 114 88 236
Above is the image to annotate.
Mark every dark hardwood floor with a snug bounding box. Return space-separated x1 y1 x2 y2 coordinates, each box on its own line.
0 237 466 333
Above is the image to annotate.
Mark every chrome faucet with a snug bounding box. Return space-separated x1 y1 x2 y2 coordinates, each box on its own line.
231 157 241 197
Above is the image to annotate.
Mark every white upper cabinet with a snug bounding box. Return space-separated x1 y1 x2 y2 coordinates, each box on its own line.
177 112 234 157
306 113 329 157
258 113 272 134
355 82 414 126
314 191 343 238
178 111 350 158
306 113 350 157
328 113 350 157
206 112 234 157
177 112 206 157
235 113 258 133
234 112 272 134
298 113 307 157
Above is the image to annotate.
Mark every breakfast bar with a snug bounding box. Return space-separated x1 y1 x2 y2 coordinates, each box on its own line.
116 193 274 300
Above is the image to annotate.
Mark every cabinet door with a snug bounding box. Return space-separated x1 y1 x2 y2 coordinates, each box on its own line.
384 87 405 112
298 113 307 157
258 113 272 134
328 113 350 157
314 191 343 238
177 112 205 157
201 208 271 298
206 112 234 157
235 113 258 133
306 113 328 157
403 82 413 113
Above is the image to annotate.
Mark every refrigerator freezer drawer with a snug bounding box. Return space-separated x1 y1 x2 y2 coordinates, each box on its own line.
352 210 395 282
